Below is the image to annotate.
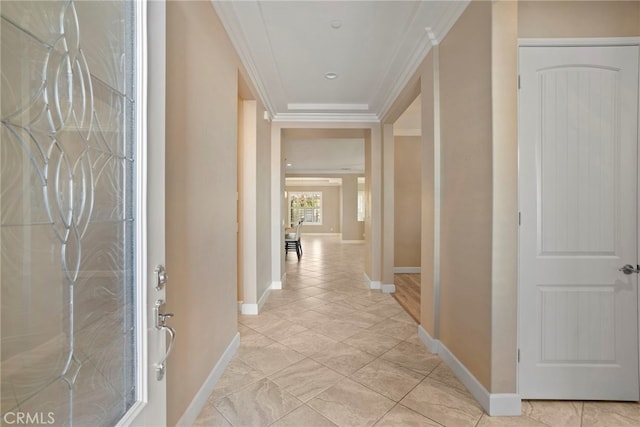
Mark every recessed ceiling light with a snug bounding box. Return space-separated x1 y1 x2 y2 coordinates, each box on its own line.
330 20 342 29
286 163 292 167
325 72 338 80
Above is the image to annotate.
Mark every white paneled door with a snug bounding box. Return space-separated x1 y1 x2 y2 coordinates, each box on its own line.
519 44 640 400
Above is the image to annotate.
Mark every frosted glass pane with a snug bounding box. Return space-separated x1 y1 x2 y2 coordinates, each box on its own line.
75 0 127 93
1 1 137 424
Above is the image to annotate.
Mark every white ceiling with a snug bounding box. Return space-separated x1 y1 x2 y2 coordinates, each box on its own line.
214 1 464 173
284 137 364 174
213 0 469 122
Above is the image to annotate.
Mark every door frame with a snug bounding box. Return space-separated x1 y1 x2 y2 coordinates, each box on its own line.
116 0 167 425
516 36 640 398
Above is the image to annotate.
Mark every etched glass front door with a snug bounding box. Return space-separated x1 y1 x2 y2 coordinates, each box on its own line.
1 1 137 424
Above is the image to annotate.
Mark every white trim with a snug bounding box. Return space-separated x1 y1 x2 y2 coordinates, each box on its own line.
135 0 150 412
376 1 469 119
417 325 439 354
287 169 364 175
241 304 259 315
416 326 521 416
432 43 442 338
490 394 523 417
241 286 272 315
363 272 381 290
271 281 282 290
287 103 369 111
438 342 521 417
518 37 640 47
175 333 240 427
210 1 276 116
381 284 396 294
394 267 421 274
256 287 271 314
237 301 243 313
273 112 380 123
286 178 343 187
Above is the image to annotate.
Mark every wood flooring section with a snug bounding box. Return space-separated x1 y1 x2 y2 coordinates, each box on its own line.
392 274 421 323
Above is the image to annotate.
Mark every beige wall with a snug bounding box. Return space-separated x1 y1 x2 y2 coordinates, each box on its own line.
166 1 242 424
381 124 395 285
255 99 272 302
491 0 518 394
341 175 365 241
285 185 341 234
394 135 422 268
237 98 244 302
238 98 273 306
240 100 256 303
439 0 494 389
364 133 373 278
519 0 640 38
420 51 436 336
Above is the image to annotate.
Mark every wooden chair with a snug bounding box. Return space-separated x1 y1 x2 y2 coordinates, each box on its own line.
285 220 303 260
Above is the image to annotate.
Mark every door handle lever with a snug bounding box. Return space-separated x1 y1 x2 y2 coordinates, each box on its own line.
618 264 640 275
153 299 176 380
155 324 176 381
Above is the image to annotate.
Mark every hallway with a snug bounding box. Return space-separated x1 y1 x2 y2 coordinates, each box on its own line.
194 236 640 427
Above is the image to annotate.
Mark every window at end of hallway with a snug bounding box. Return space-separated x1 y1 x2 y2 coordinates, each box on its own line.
357 190 365 222
290 192 322 225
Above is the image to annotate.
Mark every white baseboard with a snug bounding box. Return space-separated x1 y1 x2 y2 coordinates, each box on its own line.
258 286 272 311
418 325 439 354
241 286 272 315
241 303 258 315
363 272 381 290
271 281 283 290
176 333 240 426
438 341 521 416
489 393 522 416
381 284 396 293
237 301 243 313
416 326 520 416
394 267 421 274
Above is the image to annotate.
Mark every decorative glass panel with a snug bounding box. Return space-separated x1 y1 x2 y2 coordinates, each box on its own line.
1 1 137 425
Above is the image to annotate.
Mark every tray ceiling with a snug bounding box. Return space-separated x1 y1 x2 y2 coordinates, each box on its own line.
213 0 469 122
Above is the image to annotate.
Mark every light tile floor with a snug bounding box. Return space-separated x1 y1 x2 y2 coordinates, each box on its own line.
194 235 640 427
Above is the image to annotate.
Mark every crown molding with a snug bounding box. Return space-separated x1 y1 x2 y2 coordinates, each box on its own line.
286 169 364 175
375 29 433 120
288 103 369 111
273 112 380 123
376 0 469 121
213 0 469 124
211 0 277 116
432 0 470 41
518 37 640 47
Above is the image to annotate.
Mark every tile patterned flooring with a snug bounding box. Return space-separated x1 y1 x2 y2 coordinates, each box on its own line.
194 235 640 427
